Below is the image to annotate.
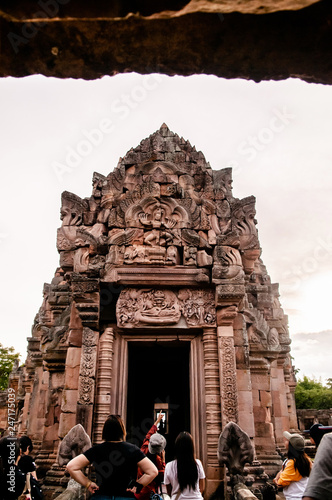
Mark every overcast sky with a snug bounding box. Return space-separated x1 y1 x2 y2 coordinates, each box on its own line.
0 74 331 382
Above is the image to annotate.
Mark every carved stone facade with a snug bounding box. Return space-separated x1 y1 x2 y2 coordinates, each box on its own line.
4 125 296 497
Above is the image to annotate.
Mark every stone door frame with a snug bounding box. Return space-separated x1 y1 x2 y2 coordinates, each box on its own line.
110 329 207 469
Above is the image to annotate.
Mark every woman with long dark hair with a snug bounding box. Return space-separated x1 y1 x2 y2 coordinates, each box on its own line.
164 432 205 500
273 431 312 500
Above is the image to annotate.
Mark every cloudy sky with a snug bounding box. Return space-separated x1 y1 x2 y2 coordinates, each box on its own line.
0 74 331 382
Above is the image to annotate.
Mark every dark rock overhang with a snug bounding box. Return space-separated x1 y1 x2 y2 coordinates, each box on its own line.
0 0 331 84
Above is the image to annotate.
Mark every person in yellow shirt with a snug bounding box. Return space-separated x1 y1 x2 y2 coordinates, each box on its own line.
273 432 312 500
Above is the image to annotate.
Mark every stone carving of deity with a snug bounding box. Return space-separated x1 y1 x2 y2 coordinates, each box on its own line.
116 289 181 327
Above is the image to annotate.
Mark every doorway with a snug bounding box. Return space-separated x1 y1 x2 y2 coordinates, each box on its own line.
126 340 190 460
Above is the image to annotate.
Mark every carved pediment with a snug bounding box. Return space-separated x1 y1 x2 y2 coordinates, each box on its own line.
56 126 267 281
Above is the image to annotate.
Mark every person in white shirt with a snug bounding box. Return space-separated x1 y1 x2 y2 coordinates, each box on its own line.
164 432 205 500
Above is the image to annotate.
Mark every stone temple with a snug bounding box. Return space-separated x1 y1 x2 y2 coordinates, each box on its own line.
13 124 296 496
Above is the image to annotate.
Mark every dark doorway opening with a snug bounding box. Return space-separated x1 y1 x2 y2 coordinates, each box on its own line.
127 340 190 460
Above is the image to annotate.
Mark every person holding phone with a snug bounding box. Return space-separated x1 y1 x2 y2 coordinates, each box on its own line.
135 413 167 500
66 415 158 499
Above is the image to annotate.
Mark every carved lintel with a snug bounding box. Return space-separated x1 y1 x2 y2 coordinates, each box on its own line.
116 289 181 328
116 288 216 328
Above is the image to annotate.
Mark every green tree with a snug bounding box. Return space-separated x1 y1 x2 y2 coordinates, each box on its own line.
326 378 332 390
0 343 20 390
295 376 332 409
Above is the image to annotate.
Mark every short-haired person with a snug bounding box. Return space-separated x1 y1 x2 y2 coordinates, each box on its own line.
302 432 332 500
164 432 205 500
67 415 158 499
273 432 312 500
135 413 166 500
306 423 332 448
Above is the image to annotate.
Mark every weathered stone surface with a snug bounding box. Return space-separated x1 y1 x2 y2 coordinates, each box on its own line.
61 390 79 414
58 413 77 439
0 1 331 84
218 421 254 475
58 424 91 466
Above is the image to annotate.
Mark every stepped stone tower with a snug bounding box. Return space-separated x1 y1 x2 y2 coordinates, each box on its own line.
12 124 296 497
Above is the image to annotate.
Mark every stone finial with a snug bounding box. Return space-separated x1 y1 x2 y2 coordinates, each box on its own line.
58 424 91 466
217 421 254 476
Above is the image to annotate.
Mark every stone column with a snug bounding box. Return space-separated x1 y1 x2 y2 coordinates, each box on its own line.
202 327 223 497
92 327 115 444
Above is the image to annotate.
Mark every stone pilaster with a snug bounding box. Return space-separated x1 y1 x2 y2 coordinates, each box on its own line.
92 327 114 444
284 356 298 431
271 358 292 448
202 328 223 496
76 327 99 437
250 357 282 475
215 282 245 427
233 313 255 438
37 370 64 474
217 324 239 426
